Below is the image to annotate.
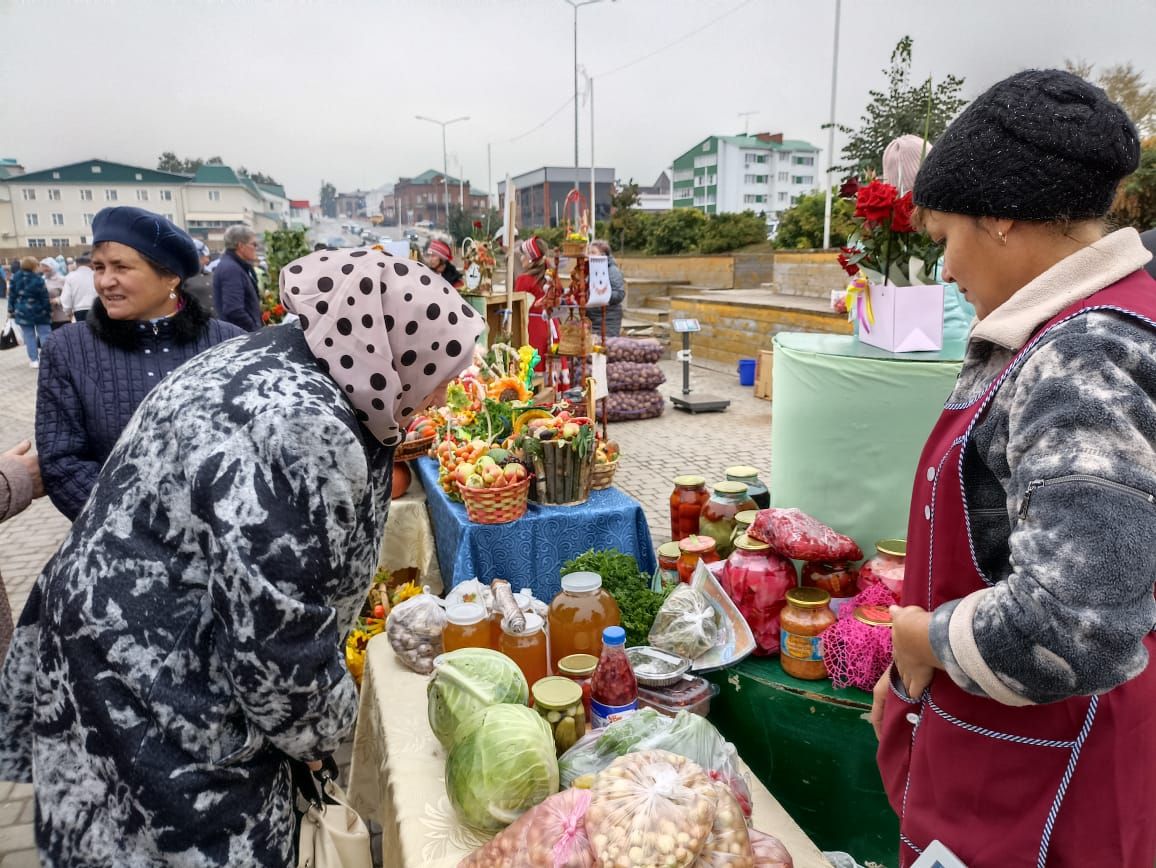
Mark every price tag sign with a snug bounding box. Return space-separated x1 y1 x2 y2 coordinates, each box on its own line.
591 352 609 400
672 318 701 333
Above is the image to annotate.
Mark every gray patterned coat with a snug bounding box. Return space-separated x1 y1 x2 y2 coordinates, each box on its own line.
0 324 393 866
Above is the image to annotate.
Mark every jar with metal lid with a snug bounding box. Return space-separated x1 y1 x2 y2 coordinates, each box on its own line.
725 465 769 509
557 653 597 720
531 676 587 754
730 509 759 548
548 571 621 671
499 611 549 690
802 560 860 615
699 481 757 558
779 587 837 680
657 541 682 589
857 539 907 601
670 475 710 542
443 603 490 653
677 534 719 583
724 535 797 655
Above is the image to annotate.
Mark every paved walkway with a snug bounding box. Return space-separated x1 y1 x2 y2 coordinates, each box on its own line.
0 305 768 866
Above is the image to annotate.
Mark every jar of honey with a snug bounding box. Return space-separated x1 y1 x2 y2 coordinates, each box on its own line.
731 510 759 548
499 611 549 692
699 481 757 558
677 534 719 583
857 539 907 602
443 603 490 653
779 588 837 681
669 476 710 542
657 541 682 588
548 572 621 671
725 466 770 509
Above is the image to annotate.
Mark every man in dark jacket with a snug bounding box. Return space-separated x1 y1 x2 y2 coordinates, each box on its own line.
212 225 262 331
185 242 215 316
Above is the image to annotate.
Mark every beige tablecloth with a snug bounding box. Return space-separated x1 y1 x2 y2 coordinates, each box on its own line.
347 635 832 868
379 473 443 595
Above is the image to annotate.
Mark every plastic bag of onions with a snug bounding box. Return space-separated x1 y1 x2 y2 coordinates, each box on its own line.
692 782 754 867
457 788 594 868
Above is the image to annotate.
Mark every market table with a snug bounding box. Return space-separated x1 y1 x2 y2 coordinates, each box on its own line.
378 471 444 594
412 456 657 601
770 332 965 557
347 634 833 868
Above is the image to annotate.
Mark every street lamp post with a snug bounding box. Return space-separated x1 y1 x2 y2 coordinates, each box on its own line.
415 114 469 228
822 0 842 250
562 0 613 199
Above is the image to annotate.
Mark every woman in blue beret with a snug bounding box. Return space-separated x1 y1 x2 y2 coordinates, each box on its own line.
34 207 244 520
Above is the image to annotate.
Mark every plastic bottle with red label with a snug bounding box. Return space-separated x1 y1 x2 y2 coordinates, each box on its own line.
589 626 638 728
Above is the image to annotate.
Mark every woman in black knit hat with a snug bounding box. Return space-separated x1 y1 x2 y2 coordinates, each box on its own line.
872 69 1156 867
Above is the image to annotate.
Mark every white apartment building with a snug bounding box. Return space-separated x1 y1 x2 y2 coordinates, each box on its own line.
671 133 820 223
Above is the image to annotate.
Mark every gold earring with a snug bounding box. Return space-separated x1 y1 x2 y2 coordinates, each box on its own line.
997 231 1007 245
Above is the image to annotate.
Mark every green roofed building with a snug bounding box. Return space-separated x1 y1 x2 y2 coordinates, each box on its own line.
670 133 820 225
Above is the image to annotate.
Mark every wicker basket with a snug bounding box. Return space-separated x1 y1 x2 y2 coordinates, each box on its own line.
561 240 587 257
456 477 532 524
395 434 436 462
557 314 593 356
591 459 618 491
527 441 594 505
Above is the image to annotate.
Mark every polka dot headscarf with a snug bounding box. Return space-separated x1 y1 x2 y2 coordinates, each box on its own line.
280 247 485 447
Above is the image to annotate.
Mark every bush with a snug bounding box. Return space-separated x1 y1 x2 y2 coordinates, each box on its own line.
646 208 707 255
773 190 856 250
519 225 566 250
699 211 768 254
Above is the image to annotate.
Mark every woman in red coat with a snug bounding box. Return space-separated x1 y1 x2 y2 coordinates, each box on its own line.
514 236 553 372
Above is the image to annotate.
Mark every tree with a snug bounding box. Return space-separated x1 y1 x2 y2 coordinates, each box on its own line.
831 36 967 177
239 167 281 187
1111 137 1156 230
699 211 768 254
606 180 648 253
1064 60 1156 136
320 182 337 219
155 153 223 175
773 190 857 250
647 208 706 255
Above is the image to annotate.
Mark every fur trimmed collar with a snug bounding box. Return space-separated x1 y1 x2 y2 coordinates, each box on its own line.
87 292 212 350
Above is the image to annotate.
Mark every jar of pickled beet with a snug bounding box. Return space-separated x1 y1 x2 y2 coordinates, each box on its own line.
677 534 719 583
699 481 757 558
670 476 710 543
779 588 837 681
857 539 907 602
724 534 797 655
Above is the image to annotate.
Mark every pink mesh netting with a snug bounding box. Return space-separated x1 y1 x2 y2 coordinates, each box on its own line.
822 584 896 690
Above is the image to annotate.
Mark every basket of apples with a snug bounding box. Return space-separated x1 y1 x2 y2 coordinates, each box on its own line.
591 440 620 490
396 415 438 462
454 451 533 524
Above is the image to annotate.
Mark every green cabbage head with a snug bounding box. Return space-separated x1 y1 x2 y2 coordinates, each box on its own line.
427 647 529 749
446 703 560 831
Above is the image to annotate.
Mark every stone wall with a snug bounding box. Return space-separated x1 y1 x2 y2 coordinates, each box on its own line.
772 250 846 300
617 255 737 288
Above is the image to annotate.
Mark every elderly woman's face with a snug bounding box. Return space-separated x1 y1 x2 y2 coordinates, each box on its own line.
92 242 179 321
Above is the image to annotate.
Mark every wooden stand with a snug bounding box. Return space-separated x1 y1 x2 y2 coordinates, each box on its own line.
463 290 531 350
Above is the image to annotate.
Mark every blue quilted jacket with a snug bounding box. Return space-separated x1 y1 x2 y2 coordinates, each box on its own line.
35 294 243 520
8 269 51 326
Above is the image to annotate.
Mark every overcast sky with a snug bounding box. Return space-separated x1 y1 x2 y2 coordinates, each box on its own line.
2 0 1153 201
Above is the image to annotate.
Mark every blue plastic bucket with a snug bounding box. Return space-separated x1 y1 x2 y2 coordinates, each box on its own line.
738 357 757 386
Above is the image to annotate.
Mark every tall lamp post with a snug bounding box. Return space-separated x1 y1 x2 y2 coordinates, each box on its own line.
415 114 469 228
562 0 613 200
821 0 842 250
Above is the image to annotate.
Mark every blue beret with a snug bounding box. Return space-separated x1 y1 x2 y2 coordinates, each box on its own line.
91 206 201 279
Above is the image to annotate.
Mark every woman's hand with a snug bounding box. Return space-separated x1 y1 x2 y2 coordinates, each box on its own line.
889 605 940 700
3 440 44 499
870 666 891 740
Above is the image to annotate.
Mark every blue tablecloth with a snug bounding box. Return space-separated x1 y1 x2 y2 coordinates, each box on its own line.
412 457 657 601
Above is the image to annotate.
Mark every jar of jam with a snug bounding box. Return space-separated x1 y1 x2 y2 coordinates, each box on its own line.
557 653 597 721
677 534 719 583
803 560 860 615
443 603 490 653
731 510 759 548
548 572 621 671
657 541 682 589
779 588 837 681
499 611 549 691
857 539 907 601
590 626 638 728
532 676 586 755
670 476 710 542
724 535 797 655
725 466 770 509
699 481 757 558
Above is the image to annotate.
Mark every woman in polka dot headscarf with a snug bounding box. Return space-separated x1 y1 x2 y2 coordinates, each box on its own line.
0 247 483 865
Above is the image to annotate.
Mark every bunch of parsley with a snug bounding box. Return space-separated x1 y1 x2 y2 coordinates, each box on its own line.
561 549 672 647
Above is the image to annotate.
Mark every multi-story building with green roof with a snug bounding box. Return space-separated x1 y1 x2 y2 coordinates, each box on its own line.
671 133 820 227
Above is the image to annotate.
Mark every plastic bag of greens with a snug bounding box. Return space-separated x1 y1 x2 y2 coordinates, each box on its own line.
457 788 595 868
693 782 754 866
647 712 752 819
648 585 720 660
558 708 671 788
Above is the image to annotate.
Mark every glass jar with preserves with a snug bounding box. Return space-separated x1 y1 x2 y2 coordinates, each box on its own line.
548 572 621 671
499 611 549 690
657 541 682 589
557 653 597 721
670 475 710 542
857 539 907 602
725 466 770 509
590 626 638 728
779 588 837 681
731 509 759 548
699 481 757 558
677 534 719 583
803 560 860 615
532 676 586 755
443 603 490 653
724 535 797 655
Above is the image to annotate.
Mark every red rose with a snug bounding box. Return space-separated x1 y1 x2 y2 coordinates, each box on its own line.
839 177 860 199
837 246 860 277
854 180 898 224
473 220 483 230
891 191 915 233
